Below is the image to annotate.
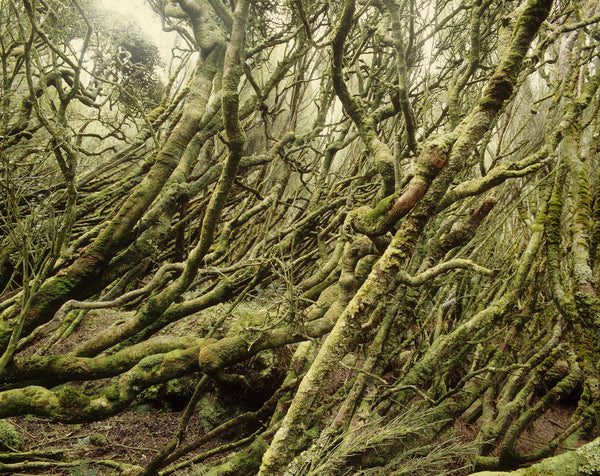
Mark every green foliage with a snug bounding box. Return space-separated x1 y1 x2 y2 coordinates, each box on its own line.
109 23 164 110
68 459 99 476
288 407 476 475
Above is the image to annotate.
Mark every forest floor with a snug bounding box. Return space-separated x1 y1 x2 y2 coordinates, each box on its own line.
8 407 212 475
3 307 596 475
4 385 592 475
2 304 274 475
454 397 591 456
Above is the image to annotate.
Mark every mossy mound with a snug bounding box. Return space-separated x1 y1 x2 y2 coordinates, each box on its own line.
0 419 19 449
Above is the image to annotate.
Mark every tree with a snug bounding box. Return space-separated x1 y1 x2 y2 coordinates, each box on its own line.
1 0 599 474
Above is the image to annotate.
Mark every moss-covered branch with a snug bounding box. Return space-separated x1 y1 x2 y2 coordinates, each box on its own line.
380 0 417 152
0 312 337 421
398 258 493 286
349 133 455 236
448 0 481 129
469 436 600 476
330 0 395 195
438 150 547 210
396 189 549 405
1 336 199 385
259 2 553 472
0 45 224 352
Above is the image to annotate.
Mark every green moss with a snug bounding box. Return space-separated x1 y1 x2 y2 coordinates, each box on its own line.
146 106 165 122
0 419 19 449
197 340 222 373
526 451 583 475
139 354 164 371
427 131 458 157
104 384 121 403
57 385 90 415
89 432 108 446
479 94 505 110
577 437 600 474
520 468 553 475
198 337 249 374
304 426 320 440
202 437 268 475
350 200 396 236
197 393 229 431
165 377 189 395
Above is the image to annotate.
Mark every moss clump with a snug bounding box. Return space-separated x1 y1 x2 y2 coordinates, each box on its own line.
89 432 108 447
137 376 198 411
577 437 600 475
197 393 229 432
57 385 90 415
139 354 164 371
0 419 19 449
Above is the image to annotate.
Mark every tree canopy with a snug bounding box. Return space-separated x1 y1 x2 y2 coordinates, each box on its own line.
1 0 600 474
